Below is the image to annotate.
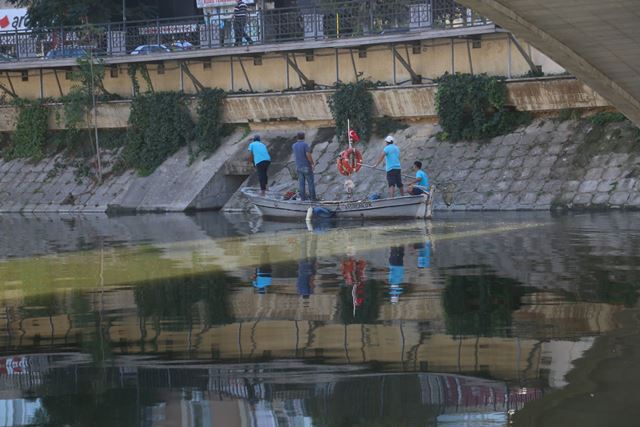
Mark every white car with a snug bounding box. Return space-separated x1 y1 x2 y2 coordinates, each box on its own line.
130 44 171 55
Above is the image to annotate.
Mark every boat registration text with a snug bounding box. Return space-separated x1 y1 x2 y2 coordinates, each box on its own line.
340 201 373 210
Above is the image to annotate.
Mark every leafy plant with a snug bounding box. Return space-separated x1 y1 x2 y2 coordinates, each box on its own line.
125 91 193 175
127 63 153 96
435 73 531 142
328 80 374 143
194 88 226 156
6 99 49 160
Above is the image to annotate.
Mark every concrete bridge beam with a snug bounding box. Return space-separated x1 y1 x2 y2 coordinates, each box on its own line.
457 0 640 126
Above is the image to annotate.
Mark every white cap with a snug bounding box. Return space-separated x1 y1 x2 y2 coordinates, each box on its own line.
384 135 394 143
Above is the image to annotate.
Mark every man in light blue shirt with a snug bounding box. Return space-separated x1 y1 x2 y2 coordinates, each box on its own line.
248 135 271 196
408 161 429 195
374 135 404 198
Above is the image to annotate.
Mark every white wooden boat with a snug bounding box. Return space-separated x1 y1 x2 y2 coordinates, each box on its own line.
241 187 434 220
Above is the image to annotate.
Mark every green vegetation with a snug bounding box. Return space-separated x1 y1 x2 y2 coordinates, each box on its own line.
127 63 153 96
5 99 49 161
435 73 531 141
194 88 227 156
557 108 582 122
373 115 408 137
589 111 628 126
328 80 374 143
8 0 158 28
125 91 194 176
442 271 525 337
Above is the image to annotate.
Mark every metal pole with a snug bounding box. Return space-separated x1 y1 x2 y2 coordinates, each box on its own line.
122 0 126 22
90 54 102 184
156 18 160 45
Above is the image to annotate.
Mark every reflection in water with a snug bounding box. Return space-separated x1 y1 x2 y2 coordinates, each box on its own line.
1 212 640 426
443 269 526 337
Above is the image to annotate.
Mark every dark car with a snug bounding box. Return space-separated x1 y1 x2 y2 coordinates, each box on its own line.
45 47 89 60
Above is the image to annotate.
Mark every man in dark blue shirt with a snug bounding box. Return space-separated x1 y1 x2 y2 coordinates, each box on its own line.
292 132 317 201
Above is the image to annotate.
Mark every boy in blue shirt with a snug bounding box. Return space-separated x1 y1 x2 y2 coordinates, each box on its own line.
374 135 404 198
248 135 271 196
408 161 429 195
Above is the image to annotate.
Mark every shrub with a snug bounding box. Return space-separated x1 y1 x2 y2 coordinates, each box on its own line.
435 73 531 141
6 99 49 160
125 91 194 175
328 80 374 143
194 88 227 155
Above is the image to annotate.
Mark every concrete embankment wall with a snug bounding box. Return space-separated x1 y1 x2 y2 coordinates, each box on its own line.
0 77 609 131
0 78 632 213
226 117 640 212
0 128 248 213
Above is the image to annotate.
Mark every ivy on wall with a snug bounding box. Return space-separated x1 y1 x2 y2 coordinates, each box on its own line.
125 91 194 176
194 88 227 156
6 99 49 160
435 73 531 141
328 80 374 143
127 63 154 96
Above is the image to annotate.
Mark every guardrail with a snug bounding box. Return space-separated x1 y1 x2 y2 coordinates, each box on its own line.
0 0 489 62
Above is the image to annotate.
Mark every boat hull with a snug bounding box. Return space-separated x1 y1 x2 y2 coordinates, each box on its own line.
241 188 433 220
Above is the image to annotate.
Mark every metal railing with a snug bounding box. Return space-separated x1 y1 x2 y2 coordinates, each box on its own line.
0 0 490 62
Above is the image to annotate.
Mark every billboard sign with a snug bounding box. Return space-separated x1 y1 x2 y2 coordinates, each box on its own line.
0 8 29 32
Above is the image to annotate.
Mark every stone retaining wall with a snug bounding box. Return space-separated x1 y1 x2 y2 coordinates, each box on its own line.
1 115 639 213
226 117 640 212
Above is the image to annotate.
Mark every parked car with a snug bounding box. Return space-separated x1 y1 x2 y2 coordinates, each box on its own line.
0 52 15 61
170 40 193 51
45 47 88 59
130 44 171 55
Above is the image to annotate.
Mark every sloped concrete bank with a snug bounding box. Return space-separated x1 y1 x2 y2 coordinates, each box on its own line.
226 117 640 212
0 128 252 213
1 117 639 213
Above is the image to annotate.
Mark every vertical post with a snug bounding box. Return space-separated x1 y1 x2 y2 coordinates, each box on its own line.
180 61 184 92
90 55 102 184
60 26 65 50
14 27 18 59
39 68 43 99
335 48 339 83
450 38 454 73
206 13 212 49
507 34 512 78
392 45 396 85
107 23 112 55
230 56 234 91
156 18 160 46
466 39 473 75
284 53 289 89
259 6 265 44
369 0 374 35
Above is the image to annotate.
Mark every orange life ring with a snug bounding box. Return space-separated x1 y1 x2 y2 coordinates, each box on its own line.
336 148 363 176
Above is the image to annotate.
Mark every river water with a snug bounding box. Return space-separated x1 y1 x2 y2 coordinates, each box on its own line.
1 211 640 427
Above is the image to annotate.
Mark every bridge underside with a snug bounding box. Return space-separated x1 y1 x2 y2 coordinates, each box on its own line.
458 0 640 125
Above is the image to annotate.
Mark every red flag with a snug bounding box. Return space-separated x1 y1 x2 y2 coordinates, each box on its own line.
349 129 360 142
